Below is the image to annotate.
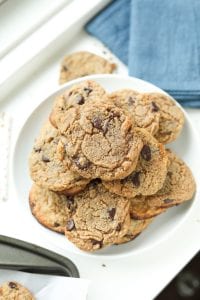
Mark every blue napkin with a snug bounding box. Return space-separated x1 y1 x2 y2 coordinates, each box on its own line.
86 0 200 107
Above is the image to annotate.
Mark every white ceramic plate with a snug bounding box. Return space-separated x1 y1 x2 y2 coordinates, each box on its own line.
12 74 200 258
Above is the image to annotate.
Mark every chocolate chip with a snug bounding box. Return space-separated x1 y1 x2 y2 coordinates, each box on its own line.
92 116 102 130
108 208 116 220
66 196 75 210
141 145 151 161
164 198 174 204
76 94 85 105
116 223 121 231
167 171 173 177
42 155 50 162
54 222 60 227
62 65 68 71
128 96 135 105
66 219 75 231
91 239 103 248
68 91 73 96
151 101 159 112
74 158 90 170
8 282 17 289
130 171 140 187
34 147 41 153
83 87 93 96
90 178 101 187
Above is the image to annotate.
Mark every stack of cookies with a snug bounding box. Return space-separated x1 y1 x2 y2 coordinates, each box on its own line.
29 80 196 252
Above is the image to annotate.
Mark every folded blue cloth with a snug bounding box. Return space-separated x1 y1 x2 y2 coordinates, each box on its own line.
86 0 200 107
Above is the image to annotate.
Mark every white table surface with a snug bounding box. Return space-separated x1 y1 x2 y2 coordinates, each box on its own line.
0 29 200 300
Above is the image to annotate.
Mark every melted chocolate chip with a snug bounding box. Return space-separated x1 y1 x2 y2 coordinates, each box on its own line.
116 223 121 231
108 208 116 220
92 116 102 130
62 65 68 71
167 171 173 177
66 196 75 210
141 145 151 161
128 96 135 105
90 178 101 187
8 282 17 289
74 158 90 170
130 171 140 187
68 91 73 97
83 87 93 96
54 222 60 227
42 155 50 162
151 101 159 112
34 147 41 153
66 219 75 231
164 198 174 204
76 94 85 105
91 239 103 248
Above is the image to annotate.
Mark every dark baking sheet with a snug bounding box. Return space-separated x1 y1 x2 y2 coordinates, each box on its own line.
0 235 79 277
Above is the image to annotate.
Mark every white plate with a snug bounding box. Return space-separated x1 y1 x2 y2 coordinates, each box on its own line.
12 74 200 258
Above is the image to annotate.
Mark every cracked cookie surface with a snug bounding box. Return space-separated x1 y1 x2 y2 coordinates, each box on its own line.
103 129 168 197
64 100 143 180
29 184 74 233
140 93 184 144
59 51 116 84
29 122 89 193
50 80 107 132
65 182 130 251
0 281 34 300
109 89 160 135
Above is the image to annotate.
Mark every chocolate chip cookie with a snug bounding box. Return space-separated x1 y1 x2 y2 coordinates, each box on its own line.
115 218 153 244
146 149 196 208
29 122 89 193
50 80 107 132
59 51 116 84
29 184 75 233
0 281 34 300
109 89 160 135
64 100 144 180
140 93 184 144
103 129 168 197
129 195 166 219
65 181 130 251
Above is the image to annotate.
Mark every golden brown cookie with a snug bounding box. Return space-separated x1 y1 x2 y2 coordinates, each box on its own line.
146 149 196 208
129 196 166 219
29 184 75 233
0 281 34 300
139 93 184 144
29 122 89 193
50 80 107 132
59 51 116 84
103 129 168 197
109 89 160 135
115 218 153 244
64 100 144 180
65 181 130 251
